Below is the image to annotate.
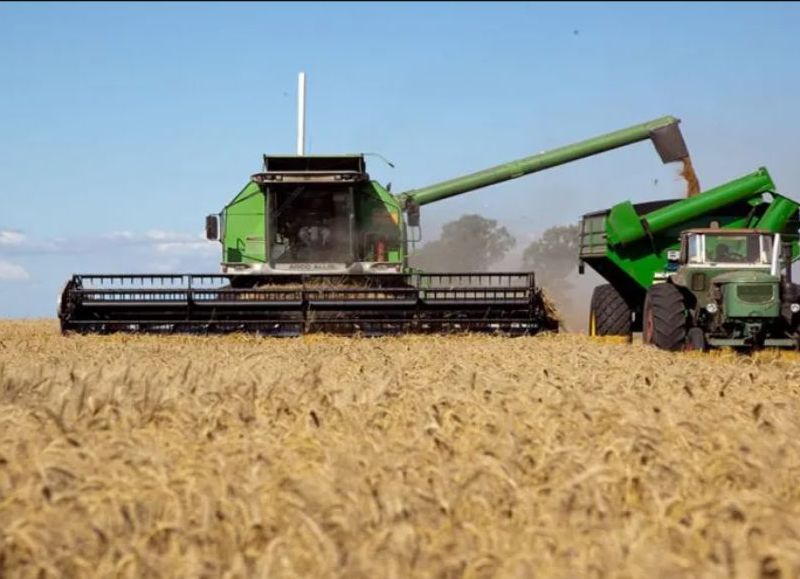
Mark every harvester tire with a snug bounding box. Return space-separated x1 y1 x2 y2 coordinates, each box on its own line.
589 284 632 339
643 283 687 351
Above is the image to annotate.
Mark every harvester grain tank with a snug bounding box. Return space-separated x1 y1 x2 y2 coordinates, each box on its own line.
59 116 691 336
580 169 800 349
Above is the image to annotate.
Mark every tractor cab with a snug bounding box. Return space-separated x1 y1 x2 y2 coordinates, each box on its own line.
679 229 775 269
673 228 780 311
666 228 800 348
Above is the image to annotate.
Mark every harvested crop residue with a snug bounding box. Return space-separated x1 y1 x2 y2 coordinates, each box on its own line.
541 288 564 330
2 320 800 577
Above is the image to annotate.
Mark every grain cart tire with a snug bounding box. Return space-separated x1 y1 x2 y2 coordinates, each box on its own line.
643 283 687 351
589 284 632 339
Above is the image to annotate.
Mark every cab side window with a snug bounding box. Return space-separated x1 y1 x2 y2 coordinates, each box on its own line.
687 234 703 264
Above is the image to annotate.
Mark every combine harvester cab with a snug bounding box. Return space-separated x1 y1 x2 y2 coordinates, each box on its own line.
59 113 694 336
580 168 800 350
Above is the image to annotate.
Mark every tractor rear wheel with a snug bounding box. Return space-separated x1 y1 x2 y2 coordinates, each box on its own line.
589 284 632 339
643 283 687 351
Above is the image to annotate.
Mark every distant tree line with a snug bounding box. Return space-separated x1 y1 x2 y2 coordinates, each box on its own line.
409 213 580 291
408 214 515 273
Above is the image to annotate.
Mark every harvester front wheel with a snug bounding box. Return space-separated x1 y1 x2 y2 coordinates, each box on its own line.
589 284 632 339
643 283 687 351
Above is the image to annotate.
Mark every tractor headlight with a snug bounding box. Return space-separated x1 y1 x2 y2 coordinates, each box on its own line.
791 303 800 314
706 302 719 314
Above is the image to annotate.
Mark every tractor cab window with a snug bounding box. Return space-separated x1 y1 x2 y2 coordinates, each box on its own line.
703 234 772 266
687 234 703 264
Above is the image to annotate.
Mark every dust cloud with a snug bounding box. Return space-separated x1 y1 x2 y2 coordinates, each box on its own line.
552 269 605 333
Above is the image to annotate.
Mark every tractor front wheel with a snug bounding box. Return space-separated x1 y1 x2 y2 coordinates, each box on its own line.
589 284 632 339
643 283 687 351
685 327 706 352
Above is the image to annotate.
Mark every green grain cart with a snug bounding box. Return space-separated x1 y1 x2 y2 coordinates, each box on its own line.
59 116 691 336
580 169 800 349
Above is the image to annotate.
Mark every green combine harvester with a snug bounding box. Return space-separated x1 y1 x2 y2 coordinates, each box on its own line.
58 114 693 336
580 169 800 350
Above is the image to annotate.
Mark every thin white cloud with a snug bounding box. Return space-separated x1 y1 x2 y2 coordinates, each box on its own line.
1 229 217 262
132 230 217 255
0 230 25 246
145 230 171 241
0 230 64 254
0 260 30 281
104 231 135 241
154 240 217 255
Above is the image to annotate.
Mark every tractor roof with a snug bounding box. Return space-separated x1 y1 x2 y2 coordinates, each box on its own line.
683 228 774 235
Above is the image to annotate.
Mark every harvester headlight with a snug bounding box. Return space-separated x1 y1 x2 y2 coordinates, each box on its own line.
705 302 719 314
791 303 800 314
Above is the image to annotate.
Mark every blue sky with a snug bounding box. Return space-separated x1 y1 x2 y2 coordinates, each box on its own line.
2 2 800 317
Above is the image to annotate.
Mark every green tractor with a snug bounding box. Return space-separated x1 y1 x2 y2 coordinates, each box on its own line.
644 229 800 350
580 169 800 350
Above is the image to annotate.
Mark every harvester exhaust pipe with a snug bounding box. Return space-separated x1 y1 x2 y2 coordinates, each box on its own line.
297 72 306 155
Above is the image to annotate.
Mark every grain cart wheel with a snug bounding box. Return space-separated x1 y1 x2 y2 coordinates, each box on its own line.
589 284 632 339
642 283 687 351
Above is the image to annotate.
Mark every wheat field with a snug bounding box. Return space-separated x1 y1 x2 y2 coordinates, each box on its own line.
1 321 800 578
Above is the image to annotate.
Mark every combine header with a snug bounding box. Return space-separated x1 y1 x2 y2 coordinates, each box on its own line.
59 78 694 335
59 272 547 336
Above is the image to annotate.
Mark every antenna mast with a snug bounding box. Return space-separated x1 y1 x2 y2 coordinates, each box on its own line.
296 72 306 155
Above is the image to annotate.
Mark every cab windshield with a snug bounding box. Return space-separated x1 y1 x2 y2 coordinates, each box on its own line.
686 233 772 266
270 187 354 266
